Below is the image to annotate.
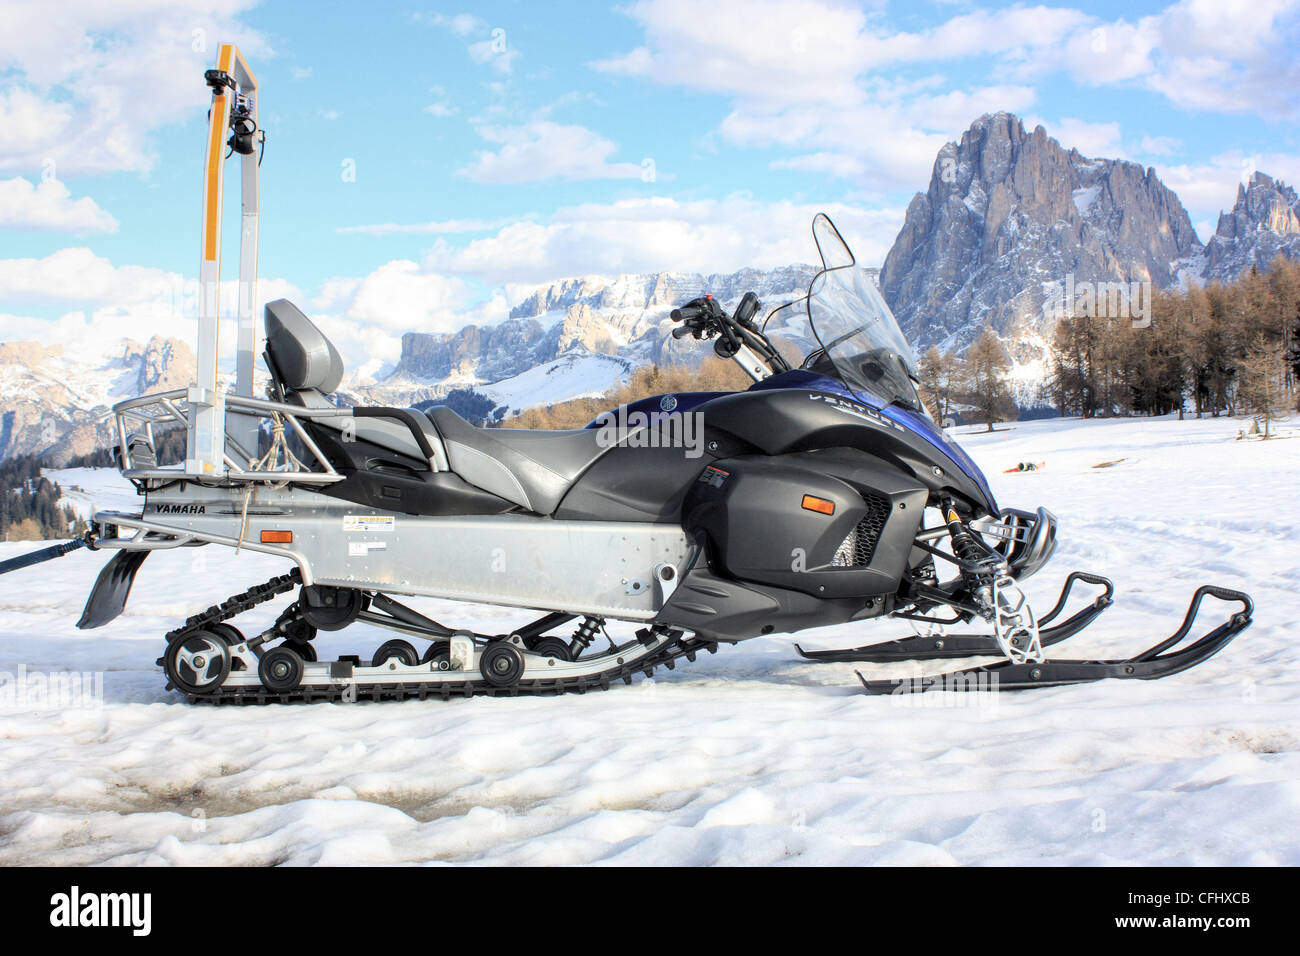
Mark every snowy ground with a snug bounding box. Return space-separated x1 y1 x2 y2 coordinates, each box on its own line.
2 414 1298 865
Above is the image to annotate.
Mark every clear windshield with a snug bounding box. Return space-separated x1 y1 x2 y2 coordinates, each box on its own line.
793 214 925 414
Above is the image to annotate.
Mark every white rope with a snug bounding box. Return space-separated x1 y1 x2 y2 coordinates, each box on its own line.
235 412 305 554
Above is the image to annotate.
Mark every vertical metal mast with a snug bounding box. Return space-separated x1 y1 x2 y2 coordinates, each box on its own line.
189 44 260 475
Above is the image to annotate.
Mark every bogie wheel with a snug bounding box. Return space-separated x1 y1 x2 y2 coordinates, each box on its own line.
165 630 232 696
422 639 452 670
531 636 572 662
372 639 420 668
258 646 305 693
481 641 525 687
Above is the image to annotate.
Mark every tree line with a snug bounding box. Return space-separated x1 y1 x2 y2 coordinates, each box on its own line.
916 255 1300 434
0 455 87 541
1047 257 1299 434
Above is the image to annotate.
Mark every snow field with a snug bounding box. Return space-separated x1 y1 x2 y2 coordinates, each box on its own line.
0 414 1296 864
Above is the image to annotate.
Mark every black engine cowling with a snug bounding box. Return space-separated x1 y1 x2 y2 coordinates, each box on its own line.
682 449 927 600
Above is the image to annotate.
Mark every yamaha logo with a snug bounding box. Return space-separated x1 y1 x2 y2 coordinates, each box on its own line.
659 395 678 412
154 504 206 515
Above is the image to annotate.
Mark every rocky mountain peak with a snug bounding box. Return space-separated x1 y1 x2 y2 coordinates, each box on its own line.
881 112 1202 364
1202 171 1300 282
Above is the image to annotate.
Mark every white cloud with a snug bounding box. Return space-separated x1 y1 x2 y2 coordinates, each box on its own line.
0 177 118 233
594 0 1300 194
0 0 269 176
0 248 178 306
592 1 1050 192
422 196 905 285
594 0 873 104
909 86 1039 131
419 11 519 74
424 85 457 118
468 38 520 74
458 122 647 184
1046 117 1126 158
320 259 500 334
867 5 1094 66
304 259 512 378
1138 135 1183 156
417 12 483 38
0 247 301 361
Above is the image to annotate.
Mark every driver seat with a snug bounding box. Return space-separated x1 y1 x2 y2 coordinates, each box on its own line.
426 406 613 514
263 299 626 514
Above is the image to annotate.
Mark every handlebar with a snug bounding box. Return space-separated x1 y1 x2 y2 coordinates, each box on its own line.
667 291 792 377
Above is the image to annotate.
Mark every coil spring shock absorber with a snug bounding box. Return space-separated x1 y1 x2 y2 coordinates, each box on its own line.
570 616 604 657
942 498 990 572
942 497 1042 663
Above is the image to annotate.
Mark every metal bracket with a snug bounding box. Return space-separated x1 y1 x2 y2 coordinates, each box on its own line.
449 631 474 672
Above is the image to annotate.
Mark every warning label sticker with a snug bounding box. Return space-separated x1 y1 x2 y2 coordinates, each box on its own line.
348 541 388 556
343 515 395 533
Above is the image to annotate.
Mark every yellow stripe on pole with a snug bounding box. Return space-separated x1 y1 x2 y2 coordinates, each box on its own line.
202 45 235 263
202 97 226 262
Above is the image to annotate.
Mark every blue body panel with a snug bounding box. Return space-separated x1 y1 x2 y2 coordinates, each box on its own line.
588 371 997 513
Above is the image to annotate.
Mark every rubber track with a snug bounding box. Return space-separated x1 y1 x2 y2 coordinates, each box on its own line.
164 569 302 643
162 571 717 705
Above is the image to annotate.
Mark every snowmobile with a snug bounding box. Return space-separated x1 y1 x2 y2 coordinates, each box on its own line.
1 50 1252 702
23 210 1244 702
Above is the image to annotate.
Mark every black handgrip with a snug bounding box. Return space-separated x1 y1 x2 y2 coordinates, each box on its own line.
672 325 694 339
671 305 703 322
353 407 438 465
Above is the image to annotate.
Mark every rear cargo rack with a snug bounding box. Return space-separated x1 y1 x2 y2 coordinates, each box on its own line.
112 388 350 486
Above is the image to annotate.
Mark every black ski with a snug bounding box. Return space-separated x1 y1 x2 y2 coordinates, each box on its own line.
857 584 1252 694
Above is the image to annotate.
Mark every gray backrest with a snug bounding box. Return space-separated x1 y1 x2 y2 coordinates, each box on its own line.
264 299 344 394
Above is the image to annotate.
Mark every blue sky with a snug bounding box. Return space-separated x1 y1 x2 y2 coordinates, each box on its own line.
2 0 1298 377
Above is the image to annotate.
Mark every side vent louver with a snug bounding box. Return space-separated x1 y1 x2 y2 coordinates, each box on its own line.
831 494 890 567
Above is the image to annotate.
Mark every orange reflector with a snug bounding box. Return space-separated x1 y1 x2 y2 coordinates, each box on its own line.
260 530 293 544
801 495 835 515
